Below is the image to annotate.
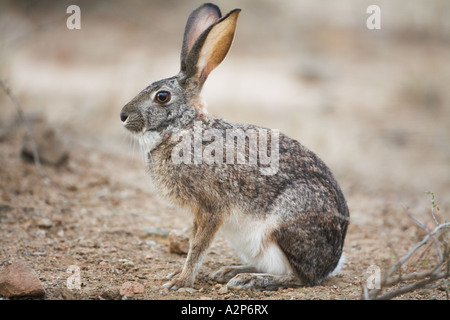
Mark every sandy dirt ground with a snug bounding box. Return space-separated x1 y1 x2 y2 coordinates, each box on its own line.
1 0 449 300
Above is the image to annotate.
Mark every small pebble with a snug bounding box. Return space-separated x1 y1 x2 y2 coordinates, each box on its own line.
177 287 197 294
168 230 190 255
160 288 170 295
144 227 171 237
218 286 228 294
35 230 46 238
119 281 145 297
118 259 134 266
0 260 45 297
36 217 54 228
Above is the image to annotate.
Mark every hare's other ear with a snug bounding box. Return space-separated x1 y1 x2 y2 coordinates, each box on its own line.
181 8 241 88
181 3 222 72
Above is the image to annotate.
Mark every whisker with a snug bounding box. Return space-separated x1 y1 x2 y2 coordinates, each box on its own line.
138 134 146 165
130 133 136 156
120 130 138 160
129 132 136 159
141 133 155 169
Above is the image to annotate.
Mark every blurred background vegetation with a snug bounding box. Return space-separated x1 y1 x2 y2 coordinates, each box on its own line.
1 0 449 209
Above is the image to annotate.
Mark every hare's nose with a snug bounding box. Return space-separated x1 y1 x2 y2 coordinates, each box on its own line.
120 111 128 123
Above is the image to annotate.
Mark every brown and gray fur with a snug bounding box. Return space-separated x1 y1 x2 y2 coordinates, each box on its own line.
120 3 349 290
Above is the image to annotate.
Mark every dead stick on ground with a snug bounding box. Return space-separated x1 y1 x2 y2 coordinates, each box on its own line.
364 214 450 299
0 79 50 182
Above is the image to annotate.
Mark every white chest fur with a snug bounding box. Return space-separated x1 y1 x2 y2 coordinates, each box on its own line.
220 210 292 275
139 130 163 152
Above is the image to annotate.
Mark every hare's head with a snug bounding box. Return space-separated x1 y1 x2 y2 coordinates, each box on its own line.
120 3 240 149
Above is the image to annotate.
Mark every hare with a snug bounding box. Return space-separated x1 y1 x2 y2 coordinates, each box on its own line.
120 3 349 290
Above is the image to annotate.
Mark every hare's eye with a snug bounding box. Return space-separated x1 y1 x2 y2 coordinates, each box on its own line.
155 91 171 104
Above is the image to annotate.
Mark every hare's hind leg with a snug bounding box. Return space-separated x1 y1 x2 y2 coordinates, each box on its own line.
216 212 299 290
274 213 347 286
222 212 346 289
227 272 300 290
210 265 257 283
217 242 301 290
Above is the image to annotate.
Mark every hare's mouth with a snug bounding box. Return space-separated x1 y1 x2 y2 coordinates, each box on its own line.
123 123 145 136
121 110 145 134
122 121 144 134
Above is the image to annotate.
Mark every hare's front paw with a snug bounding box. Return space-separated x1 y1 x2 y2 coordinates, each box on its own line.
165 268 182 279
162 277 194 290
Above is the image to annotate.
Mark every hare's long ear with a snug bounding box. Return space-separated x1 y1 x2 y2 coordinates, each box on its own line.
181 3 222 73
181 7 241 89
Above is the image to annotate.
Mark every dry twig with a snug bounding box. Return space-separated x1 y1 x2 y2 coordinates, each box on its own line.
364 193 449 300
